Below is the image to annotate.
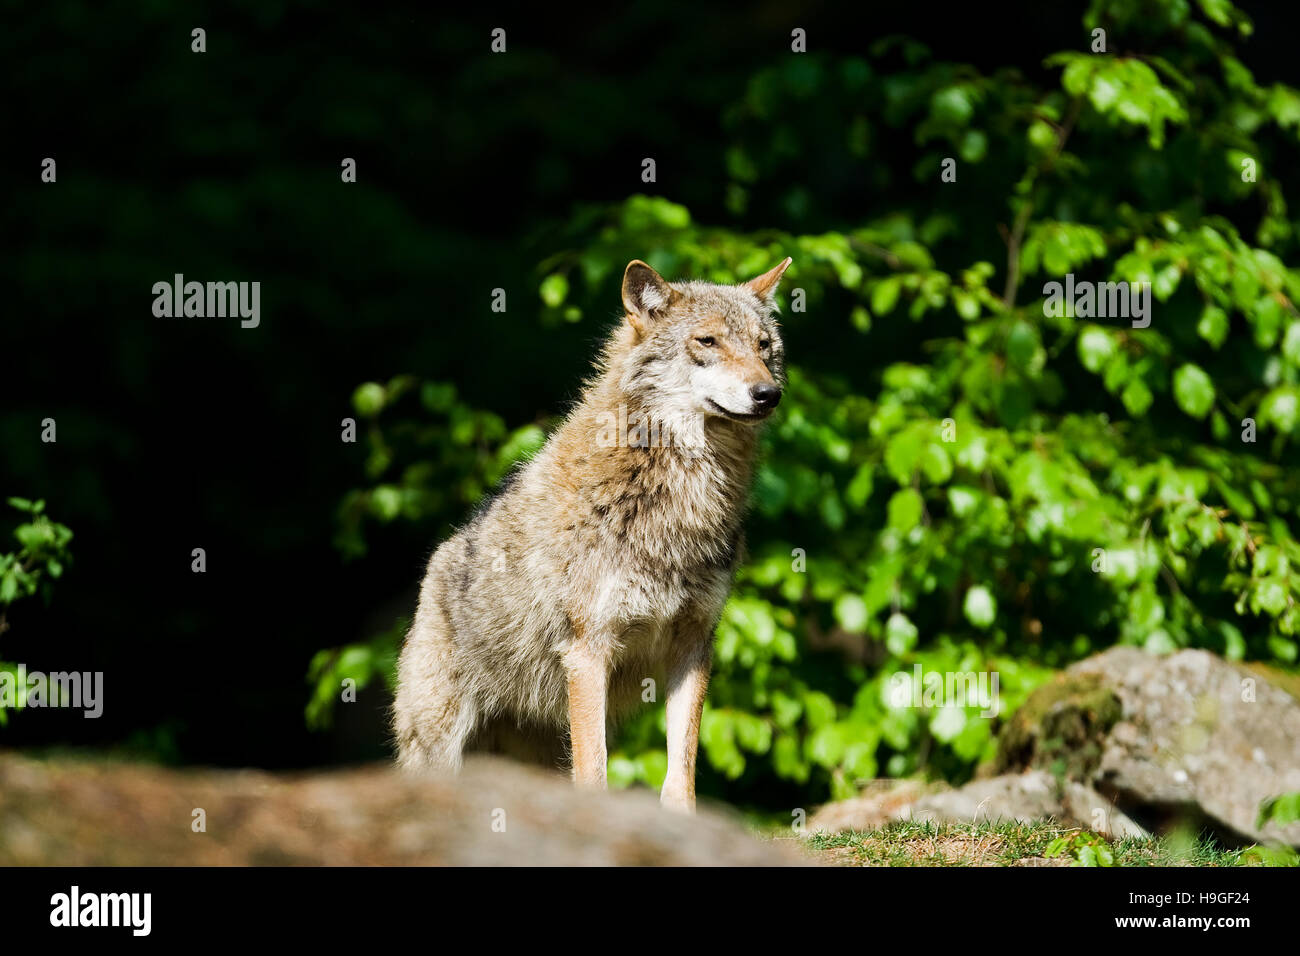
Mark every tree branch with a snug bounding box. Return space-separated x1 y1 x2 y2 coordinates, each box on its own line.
1001 97 1084 309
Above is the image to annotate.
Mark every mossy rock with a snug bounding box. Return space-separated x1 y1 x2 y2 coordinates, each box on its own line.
989 672 1123 781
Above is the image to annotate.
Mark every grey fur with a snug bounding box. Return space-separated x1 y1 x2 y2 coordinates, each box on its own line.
393 259 790 789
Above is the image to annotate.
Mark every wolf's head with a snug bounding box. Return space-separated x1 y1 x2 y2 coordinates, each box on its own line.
616 258 790 427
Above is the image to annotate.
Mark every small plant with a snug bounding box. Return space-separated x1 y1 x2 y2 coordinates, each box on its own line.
1044 830 1115 867
1237 844 1300 867
0 497 73 635
305 617 405 729
1257 792 1300 829
0 497 74 724
1234 792 1300 866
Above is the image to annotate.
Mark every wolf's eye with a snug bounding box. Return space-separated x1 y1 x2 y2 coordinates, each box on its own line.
695 336 716 347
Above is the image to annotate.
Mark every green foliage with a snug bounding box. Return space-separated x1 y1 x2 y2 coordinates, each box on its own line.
0 498 71 610
1044 830 1116 866
1238 844 1300 866
0 498 74 726
305 618 405 730
334 375 547 561
1257 791 1300 829
313 0 1300 806
808 819 1258 866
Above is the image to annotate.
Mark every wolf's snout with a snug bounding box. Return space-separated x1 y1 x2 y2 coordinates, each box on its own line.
750 383 781 410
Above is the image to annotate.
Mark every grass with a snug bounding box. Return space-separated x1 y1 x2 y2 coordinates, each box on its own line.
798 820 1297 867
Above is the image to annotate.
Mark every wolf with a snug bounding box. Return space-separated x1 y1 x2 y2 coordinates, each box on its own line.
393 256 791 811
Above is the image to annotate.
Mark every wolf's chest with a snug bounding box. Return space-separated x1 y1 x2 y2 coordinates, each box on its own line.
602 452 745 546
585 517 736 657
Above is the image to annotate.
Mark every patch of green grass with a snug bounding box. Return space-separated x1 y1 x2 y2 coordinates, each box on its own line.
804 820 1289 867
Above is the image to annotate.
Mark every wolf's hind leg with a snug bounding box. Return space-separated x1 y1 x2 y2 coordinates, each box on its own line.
393 615 475 771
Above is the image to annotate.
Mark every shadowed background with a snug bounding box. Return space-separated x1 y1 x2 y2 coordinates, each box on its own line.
4 1 1300 819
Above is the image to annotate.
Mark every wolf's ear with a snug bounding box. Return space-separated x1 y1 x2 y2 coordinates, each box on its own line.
744 257 793 303
622 260 678 335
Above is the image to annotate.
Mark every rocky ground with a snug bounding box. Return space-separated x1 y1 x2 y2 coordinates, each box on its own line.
0 752 803 866
810 648 1300 851
2 648 1296 866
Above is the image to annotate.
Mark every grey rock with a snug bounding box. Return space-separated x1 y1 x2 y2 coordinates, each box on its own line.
808 770 1146 838
1069 647 1300 846
904 770 1147 838
0 753 805 866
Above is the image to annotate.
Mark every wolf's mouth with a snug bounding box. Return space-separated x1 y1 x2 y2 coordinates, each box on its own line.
707 399 771 422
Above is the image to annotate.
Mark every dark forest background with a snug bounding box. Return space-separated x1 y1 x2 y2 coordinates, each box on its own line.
5 1 1300 809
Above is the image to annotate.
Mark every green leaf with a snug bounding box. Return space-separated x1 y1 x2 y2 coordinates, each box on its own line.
885 612 918 655
871 277 902 316
845 464 875 508
1197 305 1229 349
1258 792 1300 828
539 273 569 307
1283 322 1300 367
1077 326 1115 374
1260 387 1300 433
1254 578 1288 617
963 585 997 629
1173 364 1215 419
886 488 924 532
352 382 386 417
834 593 869 633
1121 377 1153 416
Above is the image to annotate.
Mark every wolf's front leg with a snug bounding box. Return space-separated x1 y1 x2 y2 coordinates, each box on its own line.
563 642 609 787
661 634 712 813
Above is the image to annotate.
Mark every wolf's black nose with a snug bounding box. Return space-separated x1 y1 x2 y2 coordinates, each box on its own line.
750 383 781 409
